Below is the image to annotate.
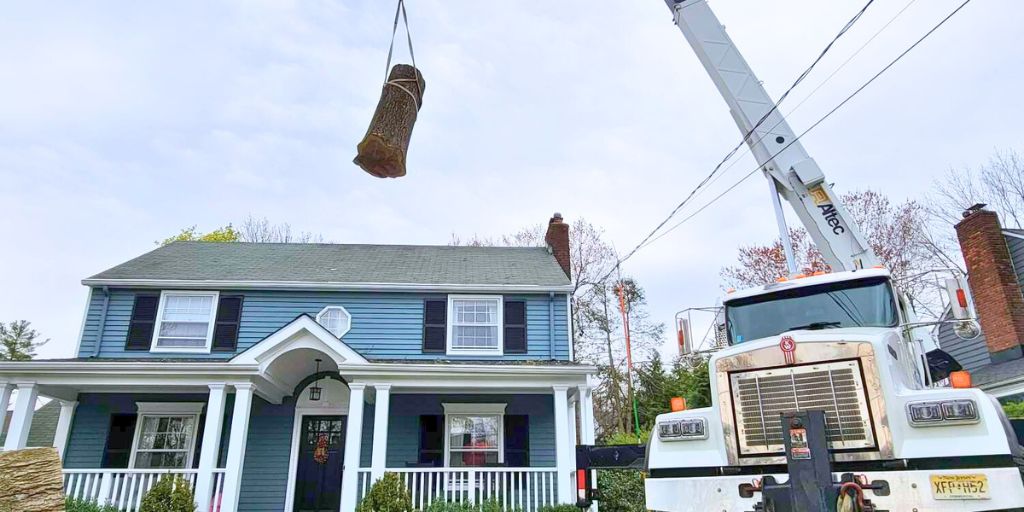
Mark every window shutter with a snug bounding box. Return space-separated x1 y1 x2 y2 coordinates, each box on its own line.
212 295 243 352
125 294 160 351
101 413 138 468
504 415 530 467
422 299 447 353
503 301 527 354
418 415 444 467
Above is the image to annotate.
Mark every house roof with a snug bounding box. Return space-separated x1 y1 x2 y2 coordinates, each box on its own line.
85 242 571 289
973 357 1024 389
0 400 60 448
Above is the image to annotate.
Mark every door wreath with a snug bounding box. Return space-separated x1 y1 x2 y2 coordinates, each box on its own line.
313 433 330 464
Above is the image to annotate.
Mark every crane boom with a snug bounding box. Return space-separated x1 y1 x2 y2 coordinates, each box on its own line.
662 0 878 272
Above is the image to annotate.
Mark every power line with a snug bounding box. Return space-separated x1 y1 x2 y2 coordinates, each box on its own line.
595 0 878 284
637 0 973 251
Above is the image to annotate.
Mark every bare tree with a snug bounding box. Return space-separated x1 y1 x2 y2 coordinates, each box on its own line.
238 215 326 243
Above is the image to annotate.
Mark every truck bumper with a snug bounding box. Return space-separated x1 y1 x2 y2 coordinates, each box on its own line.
645 466 1024 511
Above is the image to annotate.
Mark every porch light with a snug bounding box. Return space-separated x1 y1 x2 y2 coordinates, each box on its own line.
309 358 323 401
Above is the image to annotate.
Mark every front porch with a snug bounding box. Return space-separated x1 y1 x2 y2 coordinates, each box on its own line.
0 319 595 512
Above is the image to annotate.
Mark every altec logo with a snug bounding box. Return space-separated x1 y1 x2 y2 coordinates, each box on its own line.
780 336 797 365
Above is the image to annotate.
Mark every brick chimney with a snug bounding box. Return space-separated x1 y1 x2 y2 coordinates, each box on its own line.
545 213 571 278
956 208 1024 363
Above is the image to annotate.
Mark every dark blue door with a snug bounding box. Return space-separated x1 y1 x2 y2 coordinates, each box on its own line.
294 415 346 512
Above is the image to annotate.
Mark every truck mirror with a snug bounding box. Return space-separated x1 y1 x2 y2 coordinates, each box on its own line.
945 278 972 320
926 349 963 382
953 320 981 340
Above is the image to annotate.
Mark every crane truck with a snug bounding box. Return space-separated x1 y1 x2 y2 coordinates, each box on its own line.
577 1 1024 511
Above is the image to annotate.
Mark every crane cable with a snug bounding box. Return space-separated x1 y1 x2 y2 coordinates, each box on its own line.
627 0 975 256
383 0 423 110
593 0 878 285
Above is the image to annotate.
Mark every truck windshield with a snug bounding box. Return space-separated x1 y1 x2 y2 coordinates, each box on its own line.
725 276 898 344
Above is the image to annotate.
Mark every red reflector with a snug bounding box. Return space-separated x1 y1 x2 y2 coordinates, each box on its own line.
577 469 587 490
956 289 968 308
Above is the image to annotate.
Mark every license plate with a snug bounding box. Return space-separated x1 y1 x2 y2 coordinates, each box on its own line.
930 474 990 500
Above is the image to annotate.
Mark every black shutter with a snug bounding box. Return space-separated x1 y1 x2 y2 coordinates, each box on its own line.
101 413 138 468
504 415 530 467
418 415 445 467
125 294 159 351
212 295 243 352
423 299 447 353
503 301 527 354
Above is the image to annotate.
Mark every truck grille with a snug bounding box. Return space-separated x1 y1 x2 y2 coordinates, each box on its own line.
729 360 875 456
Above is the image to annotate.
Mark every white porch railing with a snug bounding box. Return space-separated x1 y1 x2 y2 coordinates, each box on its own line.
357 468 560 512
63 469 227 512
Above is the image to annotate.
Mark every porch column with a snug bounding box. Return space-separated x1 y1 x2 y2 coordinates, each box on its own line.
340 383 366 512
3 382 38 451
220 382 254 512
370 384 391 482
552 385 574 504
578 384 596 445
567 393 578 446
0 383 13 444
195 384 228 512
54 399 79 460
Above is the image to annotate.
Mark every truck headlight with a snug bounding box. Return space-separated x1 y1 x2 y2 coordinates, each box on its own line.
657 418 707 441
907 399 979 427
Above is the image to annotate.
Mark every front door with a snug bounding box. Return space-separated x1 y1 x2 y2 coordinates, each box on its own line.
294 415 346 512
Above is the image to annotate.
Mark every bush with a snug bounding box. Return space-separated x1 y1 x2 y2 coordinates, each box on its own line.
64 498 120 512
594 432 647 512
423 499 516 512
356 472 413 512
537 506 580 512
1003 401 1024 419
138 475 196 512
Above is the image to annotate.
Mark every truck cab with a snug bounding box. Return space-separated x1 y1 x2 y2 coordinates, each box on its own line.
644 269 1024 511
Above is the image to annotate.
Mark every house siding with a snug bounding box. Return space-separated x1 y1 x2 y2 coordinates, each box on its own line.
1007 235 1024 287
78 290 571 362
238 397 294 512
937 310 992 372
383 393 556 468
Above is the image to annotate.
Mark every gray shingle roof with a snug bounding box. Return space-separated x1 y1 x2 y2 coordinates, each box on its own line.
973 357 1024 388
87 242 571 288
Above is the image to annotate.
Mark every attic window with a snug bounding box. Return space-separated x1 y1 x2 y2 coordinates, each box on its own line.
316 306 351 338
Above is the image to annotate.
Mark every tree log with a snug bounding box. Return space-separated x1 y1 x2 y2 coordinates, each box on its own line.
0 448 64 512
354 64 426 178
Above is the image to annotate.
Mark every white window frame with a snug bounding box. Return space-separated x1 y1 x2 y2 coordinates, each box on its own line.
150 290 219 353
446 295 503 356
315 306 352 338
128 402 205 470
442 403 506 468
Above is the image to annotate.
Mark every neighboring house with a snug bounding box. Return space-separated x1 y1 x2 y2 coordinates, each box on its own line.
0 399 60 448
938 208 1024 399
0 213 596 512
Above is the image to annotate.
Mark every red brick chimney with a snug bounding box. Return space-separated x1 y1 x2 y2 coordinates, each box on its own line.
956 208 1024 363
545 213 571 278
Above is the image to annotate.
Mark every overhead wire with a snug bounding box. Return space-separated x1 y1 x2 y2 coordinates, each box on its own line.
635 0 973 252
594 0 878 284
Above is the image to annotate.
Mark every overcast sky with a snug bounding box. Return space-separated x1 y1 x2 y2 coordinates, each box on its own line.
2 0 1021 360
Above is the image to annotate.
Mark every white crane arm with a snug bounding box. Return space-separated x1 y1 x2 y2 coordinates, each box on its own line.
662 0 878 271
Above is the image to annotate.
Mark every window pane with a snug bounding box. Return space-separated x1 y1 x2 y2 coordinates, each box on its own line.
156 335 208 348
163 295 214 322
454 300 497 325
449 451 498 467
135 451 187 469
453 326 498 349
449 415 499 449
317 308 348 337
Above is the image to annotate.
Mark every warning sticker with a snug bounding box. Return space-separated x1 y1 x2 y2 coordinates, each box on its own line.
789 427 810 459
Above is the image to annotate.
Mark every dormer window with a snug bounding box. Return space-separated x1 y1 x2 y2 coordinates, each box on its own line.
447 295 503 355
151 291 219 352
316 306 351 338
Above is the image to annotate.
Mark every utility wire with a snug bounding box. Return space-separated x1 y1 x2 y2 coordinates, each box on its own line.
636 0 973 251
595 0 876 284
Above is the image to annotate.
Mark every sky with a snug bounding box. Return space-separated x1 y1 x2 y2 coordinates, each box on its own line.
1 0 1022 360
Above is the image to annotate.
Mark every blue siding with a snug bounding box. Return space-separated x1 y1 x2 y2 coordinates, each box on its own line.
383 394 555 468
79 290 571 361
238 397 294 512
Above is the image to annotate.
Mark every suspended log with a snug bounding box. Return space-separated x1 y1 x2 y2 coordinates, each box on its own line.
354 64 426 178
0 448 64 512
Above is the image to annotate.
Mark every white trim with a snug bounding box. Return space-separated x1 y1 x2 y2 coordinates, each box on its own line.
442 402 507 468
150 290 219 354
315 306 352 338
73 287 94 359
81 278 575 293
284 404 348 510
128 405 203 469
447 295 504 356
1002 230 1024 241
136 402 205 414
231 314 369 368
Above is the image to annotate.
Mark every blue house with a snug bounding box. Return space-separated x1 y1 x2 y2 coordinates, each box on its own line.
0 214 597 512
